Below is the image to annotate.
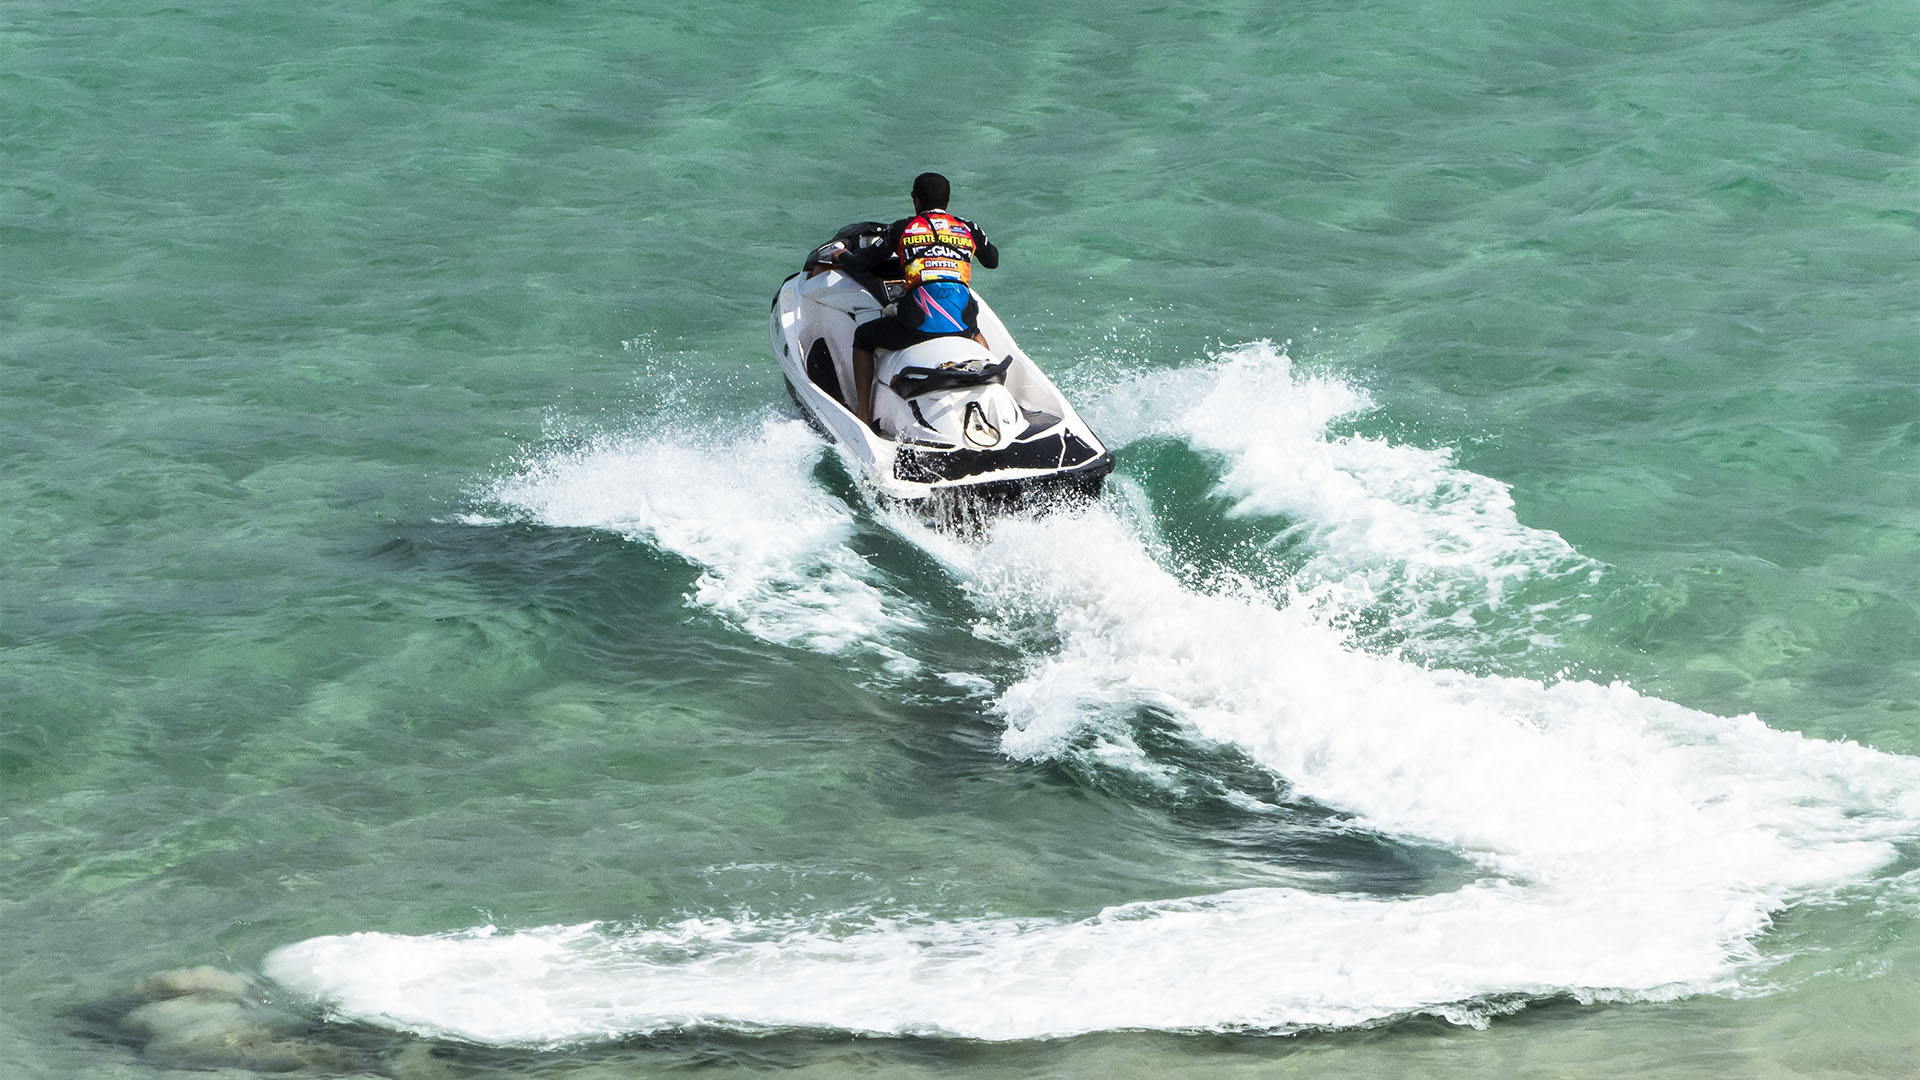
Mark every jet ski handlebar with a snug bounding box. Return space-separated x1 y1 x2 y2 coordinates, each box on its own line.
805 222 891 272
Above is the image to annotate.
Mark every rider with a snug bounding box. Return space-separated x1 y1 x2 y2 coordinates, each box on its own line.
845 172 1000 425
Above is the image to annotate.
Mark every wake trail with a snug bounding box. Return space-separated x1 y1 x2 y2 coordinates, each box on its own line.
268 347 1920 1043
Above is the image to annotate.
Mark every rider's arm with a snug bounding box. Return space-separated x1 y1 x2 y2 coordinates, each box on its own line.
969 219 999 270
840 219 908 277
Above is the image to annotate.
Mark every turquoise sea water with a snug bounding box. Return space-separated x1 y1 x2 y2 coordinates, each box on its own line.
4 0 1917 1076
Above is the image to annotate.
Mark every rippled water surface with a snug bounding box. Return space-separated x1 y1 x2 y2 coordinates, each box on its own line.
4 1 1916 1076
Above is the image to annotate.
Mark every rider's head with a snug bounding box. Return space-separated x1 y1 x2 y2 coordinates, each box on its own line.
911 172 951 214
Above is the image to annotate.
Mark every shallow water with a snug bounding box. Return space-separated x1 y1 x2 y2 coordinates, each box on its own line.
4 0 1917 1076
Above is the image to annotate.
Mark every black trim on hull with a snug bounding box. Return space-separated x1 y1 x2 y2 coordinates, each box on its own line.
894 451 1114 523
894 431 1103 484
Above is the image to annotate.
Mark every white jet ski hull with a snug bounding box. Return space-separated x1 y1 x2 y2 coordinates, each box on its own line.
770 225 1112 510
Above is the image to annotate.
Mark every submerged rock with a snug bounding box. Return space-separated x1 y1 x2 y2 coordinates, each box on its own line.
132 964 257 1001
106 966 377 1074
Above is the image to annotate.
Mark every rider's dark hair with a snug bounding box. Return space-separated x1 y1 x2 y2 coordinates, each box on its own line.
911 172 951 210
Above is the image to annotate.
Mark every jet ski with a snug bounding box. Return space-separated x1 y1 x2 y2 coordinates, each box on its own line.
769 222 1113 513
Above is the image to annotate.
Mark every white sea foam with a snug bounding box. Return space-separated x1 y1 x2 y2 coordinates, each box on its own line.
478 414 920 660
963 508 1918 888
264 881 1735 1043
957 508 1913 873
267 356 1920 1043
1086 342 1599 651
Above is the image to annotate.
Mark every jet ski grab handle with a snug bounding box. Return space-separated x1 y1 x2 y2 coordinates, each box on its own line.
888 356 1013 398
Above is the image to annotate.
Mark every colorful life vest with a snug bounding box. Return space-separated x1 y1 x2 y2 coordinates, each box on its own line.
897 212 978 287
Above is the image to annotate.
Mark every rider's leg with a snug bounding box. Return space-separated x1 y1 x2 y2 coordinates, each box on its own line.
852 347 875 424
